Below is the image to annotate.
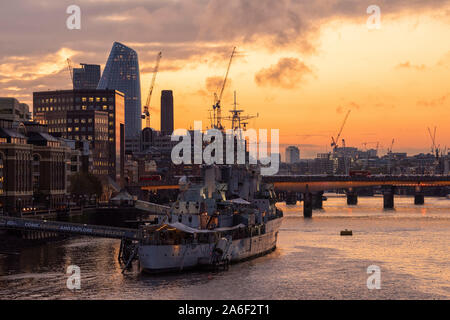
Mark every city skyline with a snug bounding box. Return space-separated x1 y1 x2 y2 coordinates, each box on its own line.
0 1 449 158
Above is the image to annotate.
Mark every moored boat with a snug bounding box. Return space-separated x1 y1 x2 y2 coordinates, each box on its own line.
138 164 283 273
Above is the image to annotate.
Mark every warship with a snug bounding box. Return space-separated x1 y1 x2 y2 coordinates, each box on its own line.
135 48 282 273
137 163 283 273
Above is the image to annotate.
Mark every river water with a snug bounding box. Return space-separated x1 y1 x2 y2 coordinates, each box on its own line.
0 195 449 300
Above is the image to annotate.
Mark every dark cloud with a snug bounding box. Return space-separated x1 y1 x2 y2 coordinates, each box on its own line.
336 101 360 114
395 61 427 70
1 0 450 103
417 93 450 107
254 57 312 89
196 76 234 105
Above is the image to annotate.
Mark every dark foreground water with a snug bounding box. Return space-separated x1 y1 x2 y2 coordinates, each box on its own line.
0 195 449 300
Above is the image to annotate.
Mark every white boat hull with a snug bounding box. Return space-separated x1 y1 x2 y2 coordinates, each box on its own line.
138 217 283 273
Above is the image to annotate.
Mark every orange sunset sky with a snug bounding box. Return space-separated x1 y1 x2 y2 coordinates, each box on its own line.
0 0 449 158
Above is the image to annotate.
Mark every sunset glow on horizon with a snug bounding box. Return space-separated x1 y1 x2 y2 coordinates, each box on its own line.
1 0 449 158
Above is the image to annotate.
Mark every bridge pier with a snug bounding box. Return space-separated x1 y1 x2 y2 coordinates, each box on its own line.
383 186 395 210
414 186 424 205
312 191 324 210
346 191 358 205
303 192 313 218
414 194 425 205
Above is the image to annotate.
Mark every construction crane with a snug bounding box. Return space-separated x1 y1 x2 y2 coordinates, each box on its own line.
331 110 351 152
427 126 440 159
212 47 236 130
142 51 162 129
386 139 395 174
427 127 436 153
387 139 395 154
66 58 74 84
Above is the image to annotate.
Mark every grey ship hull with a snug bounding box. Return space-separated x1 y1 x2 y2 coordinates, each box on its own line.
138 217 282 273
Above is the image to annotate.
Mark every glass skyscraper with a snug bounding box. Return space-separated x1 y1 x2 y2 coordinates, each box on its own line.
97 42 141 141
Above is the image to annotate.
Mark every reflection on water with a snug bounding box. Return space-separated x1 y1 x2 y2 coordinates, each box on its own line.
0 195 449 299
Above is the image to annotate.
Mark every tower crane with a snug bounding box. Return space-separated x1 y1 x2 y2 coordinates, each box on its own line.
387 139 395 154
331 110 351 152
387 138 395 174
66 58 74 83
427 127 436 153
427 126 440 159
142 51 162 129
213 47 236 130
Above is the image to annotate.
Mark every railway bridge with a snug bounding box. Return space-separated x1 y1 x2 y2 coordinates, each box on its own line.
141 175 450 217
264 175 450 217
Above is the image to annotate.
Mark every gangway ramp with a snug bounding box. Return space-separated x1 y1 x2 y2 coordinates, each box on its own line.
0 216 141 240
135 200 170 215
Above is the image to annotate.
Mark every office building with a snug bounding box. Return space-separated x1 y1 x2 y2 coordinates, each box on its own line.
0 98 32 122
0 119 71 214
286 146 300 164
73 64 101 90
161 90 174 135
33 89 125 182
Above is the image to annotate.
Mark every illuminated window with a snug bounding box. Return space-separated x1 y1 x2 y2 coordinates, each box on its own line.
82 97 87 102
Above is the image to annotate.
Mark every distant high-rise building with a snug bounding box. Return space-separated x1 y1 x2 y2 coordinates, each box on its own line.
73 64 101 90
286 146 300 164
160 90 174 135
97 42 141 145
